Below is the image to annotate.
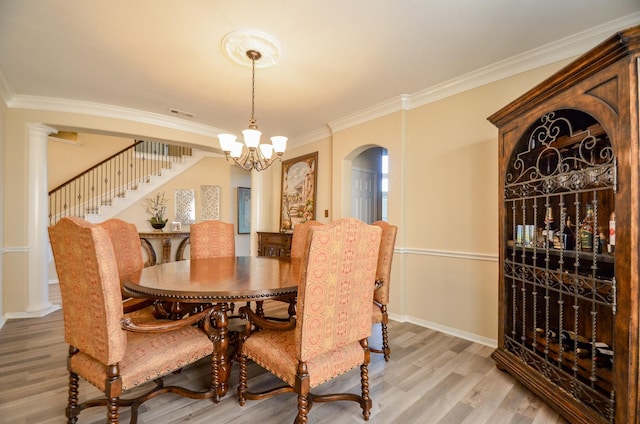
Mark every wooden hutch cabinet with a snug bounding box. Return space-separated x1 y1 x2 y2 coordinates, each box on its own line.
256 231 292 257
488 26 639 423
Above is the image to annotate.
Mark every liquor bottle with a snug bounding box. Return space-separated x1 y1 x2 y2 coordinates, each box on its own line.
562 214 576 250
608 211 616 255
542 206 557 248
598 226 607 254
580 204 595 251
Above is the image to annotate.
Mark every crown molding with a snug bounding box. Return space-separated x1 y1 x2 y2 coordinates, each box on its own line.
328 95 410 133
292 125 333 147
329 12 640 135
8 95 227 138
409 12 640 110
0 67 14 106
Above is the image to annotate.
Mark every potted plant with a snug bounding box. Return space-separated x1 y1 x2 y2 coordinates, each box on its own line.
144 192 168 231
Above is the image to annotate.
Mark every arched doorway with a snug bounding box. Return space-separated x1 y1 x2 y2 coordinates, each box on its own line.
351 146 387 223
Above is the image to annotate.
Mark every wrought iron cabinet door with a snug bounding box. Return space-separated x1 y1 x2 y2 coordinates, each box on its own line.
488 25 640 424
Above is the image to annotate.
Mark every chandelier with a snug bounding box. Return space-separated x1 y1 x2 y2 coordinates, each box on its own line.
218 49 287 171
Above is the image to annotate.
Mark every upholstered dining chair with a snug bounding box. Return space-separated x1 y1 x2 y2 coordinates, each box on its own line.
189 220 235 259
49 216 216 424
98 218 155 316
370 221 398 361
257 220 324 320
289 220 322 258
237 218 381 423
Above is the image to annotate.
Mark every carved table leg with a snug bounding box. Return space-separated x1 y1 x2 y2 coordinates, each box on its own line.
161 238 171 264
211 303 230 401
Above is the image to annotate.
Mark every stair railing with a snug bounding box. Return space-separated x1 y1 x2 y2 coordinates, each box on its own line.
48 140 192 226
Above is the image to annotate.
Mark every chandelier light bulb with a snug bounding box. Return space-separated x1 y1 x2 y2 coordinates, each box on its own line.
218 133 237 153
271 136 287 153
242 128 262 149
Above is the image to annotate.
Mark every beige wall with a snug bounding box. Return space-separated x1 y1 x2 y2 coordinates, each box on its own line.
1 58 573 344
0 98 5 322
48 133 133 190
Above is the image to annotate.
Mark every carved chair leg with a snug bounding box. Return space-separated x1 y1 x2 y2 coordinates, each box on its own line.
105 364 120 424
107 396 119 424
360 363 371 420
381 321 390 361
66 370 80 424
295 393 309 424
238 354 248 406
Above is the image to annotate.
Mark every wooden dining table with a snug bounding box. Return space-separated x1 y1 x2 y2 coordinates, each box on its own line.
122 256 301 401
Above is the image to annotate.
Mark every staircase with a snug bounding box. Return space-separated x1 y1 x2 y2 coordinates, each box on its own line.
48 140 209 225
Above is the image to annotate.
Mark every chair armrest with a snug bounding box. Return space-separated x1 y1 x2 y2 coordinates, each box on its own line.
121 307 213 333
239 305 296 331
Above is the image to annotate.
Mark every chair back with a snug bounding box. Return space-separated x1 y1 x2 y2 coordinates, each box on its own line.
290 220 322 258
189 220 235 259
295 218 381 362
49 216 127 366
99 218 144 294
372 221 398 305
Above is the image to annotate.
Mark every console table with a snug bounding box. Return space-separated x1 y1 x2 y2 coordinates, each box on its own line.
139 231 190 266
256 231 292 257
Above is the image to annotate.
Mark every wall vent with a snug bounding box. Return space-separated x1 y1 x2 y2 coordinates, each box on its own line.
168 108 195 119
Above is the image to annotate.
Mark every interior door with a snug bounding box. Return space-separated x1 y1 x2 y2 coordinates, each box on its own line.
352 167 377 223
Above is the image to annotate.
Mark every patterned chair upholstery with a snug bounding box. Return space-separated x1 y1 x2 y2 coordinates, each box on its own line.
237 218 381 423
258 220 323 319
98 218 154 317
49 217 216 423
370 221 398 361
289 220 322 258
189 220 235 259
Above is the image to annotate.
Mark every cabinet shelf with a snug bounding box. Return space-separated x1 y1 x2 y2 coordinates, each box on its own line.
506 244 615 264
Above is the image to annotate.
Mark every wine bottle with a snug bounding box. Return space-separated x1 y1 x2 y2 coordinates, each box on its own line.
594 342 614 368
535 327 558 339
561 330 591 351
579 204 595 251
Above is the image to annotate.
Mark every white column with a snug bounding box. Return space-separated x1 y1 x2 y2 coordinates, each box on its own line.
26 123 58 315
249 170 268 256
249 170 262 256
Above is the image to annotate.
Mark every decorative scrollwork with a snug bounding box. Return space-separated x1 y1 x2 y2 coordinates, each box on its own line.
505 112 614 200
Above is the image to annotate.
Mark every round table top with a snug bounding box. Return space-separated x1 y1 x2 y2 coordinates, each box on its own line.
123 256 301 302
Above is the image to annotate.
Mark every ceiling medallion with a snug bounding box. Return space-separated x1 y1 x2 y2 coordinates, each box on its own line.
221 29 282 68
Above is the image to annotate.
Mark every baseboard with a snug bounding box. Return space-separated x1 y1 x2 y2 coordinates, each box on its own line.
4 303 61 320
389 312 497 348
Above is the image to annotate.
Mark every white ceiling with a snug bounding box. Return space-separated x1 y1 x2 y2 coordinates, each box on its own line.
1 1 639 146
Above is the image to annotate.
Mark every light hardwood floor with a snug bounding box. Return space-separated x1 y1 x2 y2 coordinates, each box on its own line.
0 286 568 424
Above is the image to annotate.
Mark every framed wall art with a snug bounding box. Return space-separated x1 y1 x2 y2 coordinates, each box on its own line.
200 185 221 220
174 188 195 224
280 152 317 232
237 187 251 234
